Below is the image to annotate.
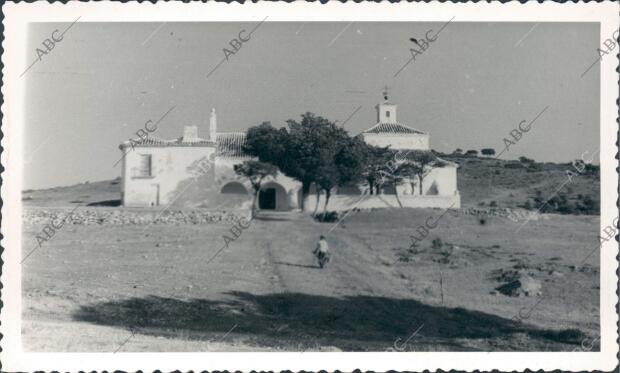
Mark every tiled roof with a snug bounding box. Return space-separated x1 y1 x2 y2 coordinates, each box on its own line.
120 136 216 148
216 132 250 158
362 122 426 135
119 132 251 158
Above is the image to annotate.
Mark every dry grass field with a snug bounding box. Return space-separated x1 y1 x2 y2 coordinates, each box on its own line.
22 206 600 352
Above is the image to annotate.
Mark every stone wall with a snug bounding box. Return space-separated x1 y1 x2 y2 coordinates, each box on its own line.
454 207 541 222
23 207 250 226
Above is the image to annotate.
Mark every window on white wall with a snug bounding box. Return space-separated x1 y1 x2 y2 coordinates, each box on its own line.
385 111 390 118
135 154 152 177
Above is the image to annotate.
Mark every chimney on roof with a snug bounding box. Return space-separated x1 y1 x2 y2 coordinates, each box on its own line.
183 125 199 142
210 108 217 142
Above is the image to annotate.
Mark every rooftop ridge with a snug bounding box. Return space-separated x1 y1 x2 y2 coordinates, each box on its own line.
362 121 427 135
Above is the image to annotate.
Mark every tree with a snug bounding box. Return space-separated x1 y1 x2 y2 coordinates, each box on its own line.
233 160 278 218
481 148 496 157
453 148 463 156
285 113 361 212
312 120 367 214
328 135 368 212
335 136 367 189
244 113 367 213
315 165 339 215
398 151 447 196
243 122 289 165
362 145 392 195
383 166 405 208
465 149 478 157
375 148 414 208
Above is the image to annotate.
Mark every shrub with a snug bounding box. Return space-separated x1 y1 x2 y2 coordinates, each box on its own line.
576 195 598 215
541 194 583 215
519 156 535 164
527 163 542 172
521 200 533 210
571 160 599 175
504 162 525 169
584 164 599 174
532 328 586 345
489 201 498 207
432 238 454 259
465 150 478 157
314 211 339 223
481 148 496 157
479 217 487 225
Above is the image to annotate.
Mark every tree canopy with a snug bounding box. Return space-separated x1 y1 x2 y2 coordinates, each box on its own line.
244 112 367 211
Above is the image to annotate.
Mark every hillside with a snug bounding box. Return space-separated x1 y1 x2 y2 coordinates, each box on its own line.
443 155 599 214
22 179 122 207
22 157 600 215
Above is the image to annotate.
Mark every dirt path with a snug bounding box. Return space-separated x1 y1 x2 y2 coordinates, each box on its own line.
258 218 398 299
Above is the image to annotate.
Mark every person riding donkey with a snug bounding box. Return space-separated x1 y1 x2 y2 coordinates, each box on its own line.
313 235 330 268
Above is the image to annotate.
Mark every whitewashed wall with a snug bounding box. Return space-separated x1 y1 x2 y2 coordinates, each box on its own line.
303 164 460 211
122 148 301 210
415 166 459 196
362 133 430 150
122 147 458 211
303 193 461 212
122 146 216 207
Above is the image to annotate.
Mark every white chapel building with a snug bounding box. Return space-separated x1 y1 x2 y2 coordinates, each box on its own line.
119 96 460 211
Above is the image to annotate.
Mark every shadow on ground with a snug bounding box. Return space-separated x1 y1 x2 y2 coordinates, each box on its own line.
252 216 293 222
274 261 319 269
73 291 584 351
87 199 121 207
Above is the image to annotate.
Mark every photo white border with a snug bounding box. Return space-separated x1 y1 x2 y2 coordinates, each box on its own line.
1 1 618 371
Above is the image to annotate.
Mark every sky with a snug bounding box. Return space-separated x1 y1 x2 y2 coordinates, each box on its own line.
23 21 600 190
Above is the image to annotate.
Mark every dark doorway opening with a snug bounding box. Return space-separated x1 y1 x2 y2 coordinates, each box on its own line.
259 188 276 210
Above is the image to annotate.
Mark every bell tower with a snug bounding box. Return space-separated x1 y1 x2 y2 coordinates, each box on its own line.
376 86 397 123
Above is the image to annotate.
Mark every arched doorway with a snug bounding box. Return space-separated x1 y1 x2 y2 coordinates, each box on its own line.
221 182 248 195
259 182 289 211
219 182 251 209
